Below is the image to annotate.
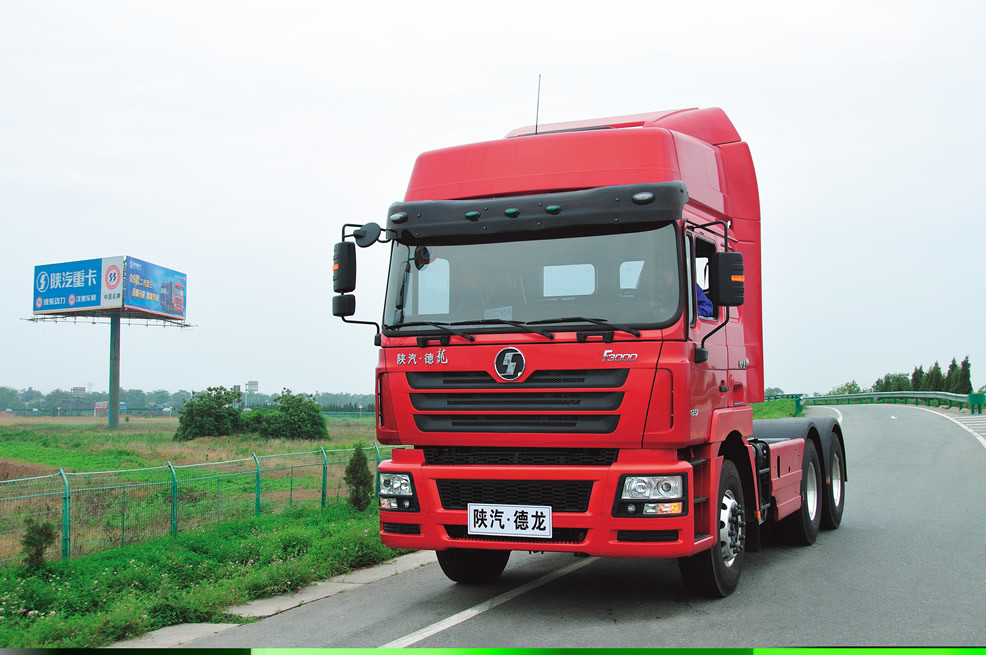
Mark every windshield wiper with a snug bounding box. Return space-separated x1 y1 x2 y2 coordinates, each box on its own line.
527 316 641 337
384 321 476 342
450 318 555 339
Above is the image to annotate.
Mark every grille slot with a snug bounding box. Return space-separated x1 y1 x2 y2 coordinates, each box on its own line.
415 414 619 433
382 523 421 535
444 525 587 544
436 480 593 512
410 391 623 412
407 369 629 389
421 447 619 466
616 529 679 543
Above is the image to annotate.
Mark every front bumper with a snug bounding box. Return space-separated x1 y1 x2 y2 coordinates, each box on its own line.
377 447 702 558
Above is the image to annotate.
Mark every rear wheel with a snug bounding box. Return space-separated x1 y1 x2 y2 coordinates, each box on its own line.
821 439 845 530
782 439 822 545
436 548 510 584
678 460 746 597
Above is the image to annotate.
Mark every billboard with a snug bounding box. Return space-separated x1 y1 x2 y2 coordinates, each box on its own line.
123 257 187 320
33 257 125 314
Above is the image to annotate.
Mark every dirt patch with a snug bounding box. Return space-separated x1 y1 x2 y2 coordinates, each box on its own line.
0 457 59 481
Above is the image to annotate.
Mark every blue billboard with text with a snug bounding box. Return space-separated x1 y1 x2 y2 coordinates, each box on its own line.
33 257 125 314
123 257 186 320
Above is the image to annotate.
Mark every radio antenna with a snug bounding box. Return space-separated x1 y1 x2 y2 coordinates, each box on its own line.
534 74 541 135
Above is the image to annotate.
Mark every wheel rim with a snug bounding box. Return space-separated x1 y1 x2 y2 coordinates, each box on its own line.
718 489 744 567
831 451 843 507
806 460 818 521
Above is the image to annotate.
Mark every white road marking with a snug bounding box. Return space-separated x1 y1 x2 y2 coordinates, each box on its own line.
811 405 844 424
380 556 597 647
908 406 986 452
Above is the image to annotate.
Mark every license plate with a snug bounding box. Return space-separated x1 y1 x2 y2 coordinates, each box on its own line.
467 503 552 538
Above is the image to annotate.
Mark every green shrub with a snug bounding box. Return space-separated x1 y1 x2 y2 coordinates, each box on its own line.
174 387 243 441
242 389 328 441
343 445 374 511
22 518 58 572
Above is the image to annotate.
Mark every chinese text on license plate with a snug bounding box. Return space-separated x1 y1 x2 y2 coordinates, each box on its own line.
467 503 552 538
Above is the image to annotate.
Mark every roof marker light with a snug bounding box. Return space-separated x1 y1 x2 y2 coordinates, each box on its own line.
390 212 408 224
504 208 520 218
465 211 481 221
632 192 655 205
545 205 561 215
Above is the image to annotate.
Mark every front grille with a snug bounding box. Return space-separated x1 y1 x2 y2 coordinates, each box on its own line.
436 480 593 512
414 414 619 434
406 369 629 389
410 391 623 412
382 522 421 535
421 446 619 466
616 529 679 543
444 525 587 544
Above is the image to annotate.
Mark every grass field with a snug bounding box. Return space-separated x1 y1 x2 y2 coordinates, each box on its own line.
0 503 400 648
751 397 803 419
0 414 377 478
0 414 400 647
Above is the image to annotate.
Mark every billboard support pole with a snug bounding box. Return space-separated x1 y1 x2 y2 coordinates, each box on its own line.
109 310 121 429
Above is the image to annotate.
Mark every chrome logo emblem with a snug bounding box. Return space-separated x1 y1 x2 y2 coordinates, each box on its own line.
494 347 525 381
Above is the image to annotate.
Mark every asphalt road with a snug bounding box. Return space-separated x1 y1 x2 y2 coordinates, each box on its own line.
186 404 986 647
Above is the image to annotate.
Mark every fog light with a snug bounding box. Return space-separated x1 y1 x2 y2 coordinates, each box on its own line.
643 502 683 515
380 498 397 510
401 499 411 509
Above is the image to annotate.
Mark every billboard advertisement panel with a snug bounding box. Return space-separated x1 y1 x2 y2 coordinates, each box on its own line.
33 256 125 314
123 257 187 320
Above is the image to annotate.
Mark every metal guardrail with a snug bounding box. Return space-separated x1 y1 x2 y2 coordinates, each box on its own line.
0 445 397 567
805 391 985 414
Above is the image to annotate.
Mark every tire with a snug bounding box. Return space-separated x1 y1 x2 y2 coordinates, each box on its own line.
821 439 845 530
436 548 510 584
678 460 746 597
782 439 822 545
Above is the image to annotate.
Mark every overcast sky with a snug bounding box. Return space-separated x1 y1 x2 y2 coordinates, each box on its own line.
1 1 984 397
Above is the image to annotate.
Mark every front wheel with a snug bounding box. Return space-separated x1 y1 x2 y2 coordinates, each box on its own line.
436 548 510 584
678 459 746 597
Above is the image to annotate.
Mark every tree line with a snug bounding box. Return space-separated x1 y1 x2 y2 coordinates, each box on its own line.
0 386 373 413
826 356 975 396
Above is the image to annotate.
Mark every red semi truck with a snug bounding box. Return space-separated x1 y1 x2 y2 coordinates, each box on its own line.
332 108 846 596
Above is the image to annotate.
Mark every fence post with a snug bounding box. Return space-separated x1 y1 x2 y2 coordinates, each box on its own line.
319 447 328 508
373 443 381 496
121 487 127 548
289 467 294 508
252 453 261 517
57 468 70 561
167 462 178 536
795 395 803 416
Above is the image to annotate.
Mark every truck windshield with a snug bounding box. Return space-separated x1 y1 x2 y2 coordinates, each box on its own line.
383 224 680 333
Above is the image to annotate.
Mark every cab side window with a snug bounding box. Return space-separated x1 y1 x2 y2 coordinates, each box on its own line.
694 238 717 320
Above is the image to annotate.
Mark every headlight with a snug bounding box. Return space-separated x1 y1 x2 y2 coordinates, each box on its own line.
379 473 413 496
621 475 683 500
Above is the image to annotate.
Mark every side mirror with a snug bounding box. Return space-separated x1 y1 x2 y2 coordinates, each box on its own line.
333 242 356 293
709 252 744 307
332 294 356 318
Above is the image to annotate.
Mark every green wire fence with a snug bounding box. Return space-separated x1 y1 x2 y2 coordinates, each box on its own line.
0 446 388 567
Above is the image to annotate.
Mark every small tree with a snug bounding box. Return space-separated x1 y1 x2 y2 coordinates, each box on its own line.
344 444 374 511
22 518 57 572
911 365 925 392
957 356 973 394
174 386 243 441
